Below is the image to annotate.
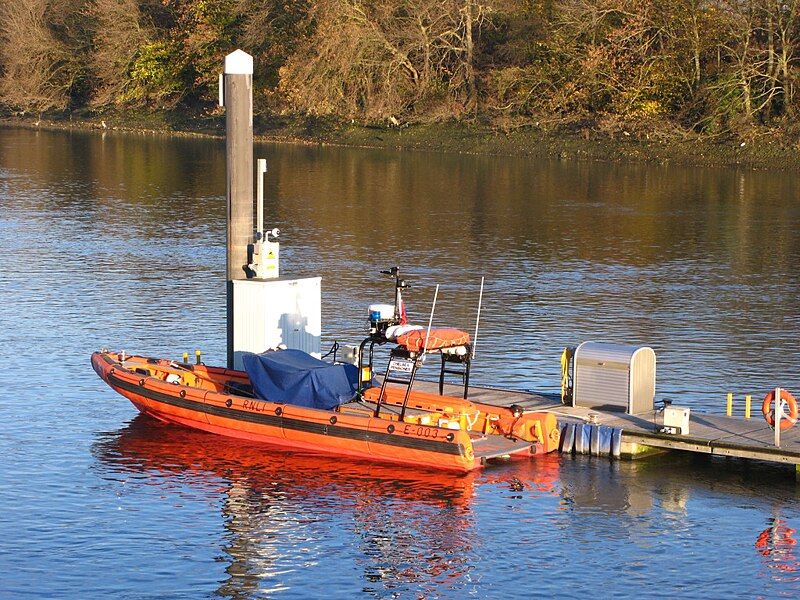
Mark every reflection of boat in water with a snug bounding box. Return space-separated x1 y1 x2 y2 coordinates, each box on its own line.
94 413 563 509
93 414 482 597
93 414 477 506
91 269 559 472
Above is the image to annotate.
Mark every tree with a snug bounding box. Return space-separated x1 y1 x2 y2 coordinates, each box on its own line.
88 0 156 108
0 0 89 114
704 0 800 128
278 0 422 119
278 0 501 121
176 0 243 104
237 0 311 85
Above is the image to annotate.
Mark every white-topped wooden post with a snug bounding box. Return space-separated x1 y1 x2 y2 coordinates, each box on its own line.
222 49 254 368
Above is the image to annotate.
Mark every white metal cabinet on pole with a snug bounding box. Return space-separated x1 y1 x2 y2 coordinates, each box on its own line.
231 277 321 369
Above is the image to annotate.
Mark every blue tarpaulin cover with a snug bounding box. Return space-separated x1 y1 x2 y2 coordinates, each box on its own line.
242 349 359 410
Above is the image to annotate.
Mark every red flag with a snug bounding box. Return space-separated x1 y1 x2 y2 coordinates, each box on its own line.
398 289 408 324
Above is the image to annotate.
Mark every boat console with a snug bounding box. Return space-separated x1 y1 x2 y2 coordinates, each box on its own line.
357 267 473 420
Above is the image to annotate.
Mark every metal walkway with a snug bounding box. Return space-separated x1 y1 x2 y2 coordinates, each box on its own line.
412 380 800 472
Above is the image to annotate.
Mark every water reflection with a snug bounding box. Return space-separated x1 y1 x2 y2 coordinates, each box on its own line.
4 127 800 405
92 416 480 597
757 517 800 583
256 143 800 404
91 411 800 597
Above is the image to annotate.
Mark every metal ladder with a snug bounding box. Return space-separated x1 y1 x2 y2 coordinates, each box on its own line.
374 347 421 420
373 343 473 420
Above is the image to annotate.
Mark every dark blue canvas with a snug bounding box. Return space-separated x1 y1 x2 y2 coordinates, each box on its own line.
242 349 359 410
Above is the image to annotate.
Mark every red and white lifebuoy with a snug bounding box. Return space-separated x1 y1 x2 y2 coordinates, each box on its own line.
762 388 798 430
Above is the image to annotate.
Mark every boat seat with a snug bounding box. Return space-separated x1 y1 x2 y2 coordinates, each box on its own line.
390 327 471 353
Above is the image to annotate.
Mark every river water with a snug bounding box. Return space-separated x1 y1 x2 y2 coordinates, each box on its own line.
1 126 799 598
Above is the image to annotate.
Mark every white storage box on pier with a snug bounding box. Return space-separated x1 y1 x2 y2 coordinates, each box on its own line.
572 341 656 414
662 406 691 435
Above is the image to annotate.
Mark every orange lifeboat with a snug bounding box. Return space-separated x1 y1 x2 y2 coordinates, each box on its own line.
91 349 559 473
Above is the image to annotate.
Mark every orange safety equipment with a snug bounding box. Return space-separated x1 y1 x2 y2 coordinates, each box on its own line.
762 388 798 430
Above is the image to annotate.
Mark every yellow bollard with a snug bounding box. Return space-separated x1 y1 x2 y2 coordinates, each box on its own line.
727 392 733 417
196 350 202 365
745 394 751 419
183 352 188 364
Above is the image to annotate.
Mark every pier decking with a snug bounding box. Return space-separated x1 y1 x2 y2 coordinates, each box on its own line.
415 380 800 472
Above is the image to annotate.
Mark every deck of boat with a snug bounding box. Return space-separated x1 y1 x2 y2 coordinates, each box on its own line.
413 380 800 470
471 434 536 461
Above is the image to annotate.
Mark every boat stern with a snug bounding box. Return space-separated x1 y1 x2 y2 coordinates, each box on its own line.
506 410 560 454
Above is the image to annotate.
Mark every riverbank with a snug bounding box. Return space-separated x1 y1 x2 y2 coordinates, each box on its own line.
4 111 800 170
274 117 800 170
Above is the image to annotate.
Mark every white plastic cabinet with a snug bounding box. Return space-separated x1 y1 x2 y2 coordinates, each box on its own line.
573 341 656 414
232 277 322 369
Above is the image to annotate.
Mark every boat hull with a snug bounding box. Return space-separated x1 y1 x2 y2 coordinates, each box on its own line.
92 351 483 472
